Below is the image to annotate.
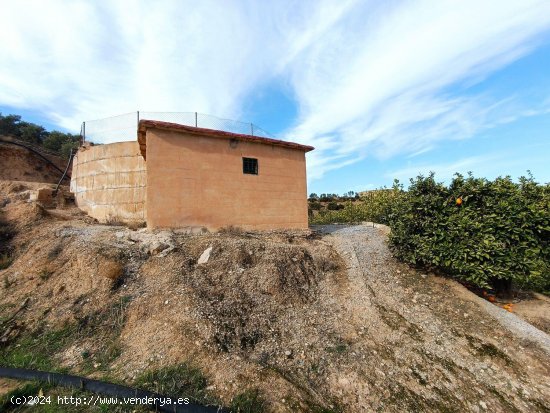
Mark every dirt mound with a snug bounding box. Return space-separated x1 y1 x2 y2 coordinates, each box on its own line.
0 141 69 183
181 236 340 354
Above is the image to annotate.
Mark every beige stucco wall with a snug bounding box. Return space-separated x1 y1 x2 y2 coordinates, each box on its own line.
70 142 146 223
145 129 309 230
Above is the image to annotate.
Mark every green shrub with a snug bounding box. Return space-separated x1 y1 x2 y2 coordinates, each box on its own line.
387 173 549 292
309 187 399 225
309 201 322 211
327 202 344 211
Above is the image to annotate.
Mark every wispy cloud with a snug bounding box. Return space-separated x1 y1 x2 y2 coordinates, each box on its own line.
0 0 285 129
386 147 550 184
0 0 549 180
282 0 550 180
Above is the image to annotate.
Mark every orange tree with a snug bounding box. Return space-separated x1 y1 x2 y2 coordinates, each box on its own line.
386 173 550 294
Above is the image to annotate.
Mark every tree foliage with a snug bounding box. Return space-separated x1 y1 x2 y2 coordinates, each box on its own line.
309 173 550 293
0 112 79 158
387 173 549 292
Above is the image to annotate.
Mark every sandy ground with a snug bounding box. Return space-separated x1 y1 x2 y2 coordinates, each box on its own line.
1 182 549 412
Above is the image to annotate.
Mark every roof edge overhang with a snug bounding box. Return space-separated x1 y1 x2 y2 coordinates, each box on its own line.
137 119 314 160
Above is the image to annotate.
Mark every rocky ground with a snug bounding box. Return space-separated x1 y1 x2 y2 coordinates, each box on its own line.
0 181 549 412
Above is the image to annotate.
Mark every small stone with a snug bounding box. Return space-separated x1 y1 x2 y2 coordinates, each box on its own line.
148 241 169 255
284 350 292 357
198 246 213 264
479 401 487 410
420 274 428 278
164 300 169 305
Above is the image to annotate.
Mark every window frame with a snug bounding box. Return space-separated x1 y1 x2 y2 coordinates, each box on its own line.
242 157 258 175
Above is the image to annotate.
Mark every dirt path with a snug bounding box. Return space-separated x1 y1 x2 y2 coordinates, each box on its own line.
312 224 550 412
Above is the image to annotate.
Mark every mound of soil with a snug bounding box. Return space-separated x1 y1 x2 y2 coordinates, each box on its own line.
0 181 549 412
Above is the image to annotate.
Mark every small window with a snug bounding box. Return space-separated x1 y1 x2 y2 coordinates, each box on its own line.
243 157 258 175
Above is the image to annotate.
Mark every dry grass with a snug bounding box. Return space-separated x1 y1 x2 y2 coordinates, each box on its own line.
98 260 124 281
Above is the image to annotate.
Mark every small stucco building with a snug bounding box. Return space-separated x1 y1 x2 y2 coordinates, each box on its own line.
70 120 314 230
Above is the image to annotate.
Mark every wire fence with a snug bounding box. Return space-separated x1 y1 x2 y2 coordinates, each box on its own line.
82 111 276 143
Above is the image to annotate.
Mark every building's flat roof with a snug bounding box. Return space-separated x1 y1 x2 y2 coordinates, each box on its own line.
137 120 314 159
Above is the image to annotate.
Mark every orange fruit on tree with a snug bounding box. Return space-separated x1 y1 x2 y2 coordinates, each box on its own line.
456 197 463 205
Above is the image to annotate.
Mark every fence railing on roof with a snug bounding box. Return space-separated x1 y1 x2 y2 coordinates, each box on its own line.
81 111 275 143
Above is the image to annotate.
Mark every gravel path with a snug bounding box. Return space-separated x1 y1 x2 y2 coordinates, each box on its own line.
311 224 550 412
316 224 550 354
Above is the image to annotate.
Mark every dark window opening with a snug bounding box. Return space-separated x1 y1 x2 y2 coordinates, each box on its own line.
243 157 258 175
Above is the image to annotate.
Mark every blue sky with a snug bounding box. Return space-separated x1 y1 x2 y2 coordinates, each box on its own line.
1 0 549 194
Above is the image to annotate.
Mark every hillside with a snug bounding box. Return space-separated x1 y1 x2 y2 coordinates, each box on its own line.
0 180 549 412
0 138 70 184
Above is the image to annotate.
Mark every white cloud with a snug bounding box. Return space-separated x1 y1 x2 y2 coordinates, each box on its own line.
0 0 287 135
285 0 550 179
0 0 549 177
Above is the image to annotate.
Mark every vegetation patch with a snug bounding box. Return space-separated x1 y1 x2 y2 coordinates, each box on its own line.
229 388 267 413
0 325 77 371
0 210 16 270
0 381 142 412
309 173 550 294
134 362 219 406
0 296 132 373
0 113 80 159
0 253 13 270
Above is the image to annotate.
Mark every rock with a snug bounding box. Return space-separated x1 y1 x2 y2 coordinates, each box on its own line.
157 246 175 257
420 274 428 278
29 187 54 204
198 246 213 264
479 401 487 410
284 350 292 357
148 241 169 255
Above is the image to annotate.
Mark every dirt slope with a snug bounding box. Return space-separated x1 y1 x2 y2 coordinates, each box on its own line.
0 141 68 183
0 182 549 412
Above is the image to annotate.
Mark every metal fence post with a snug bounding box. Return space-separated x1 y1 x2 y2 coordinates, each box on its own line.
137 110 140 128
83 122 86 143
195 112 198 127
251 123 254 136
